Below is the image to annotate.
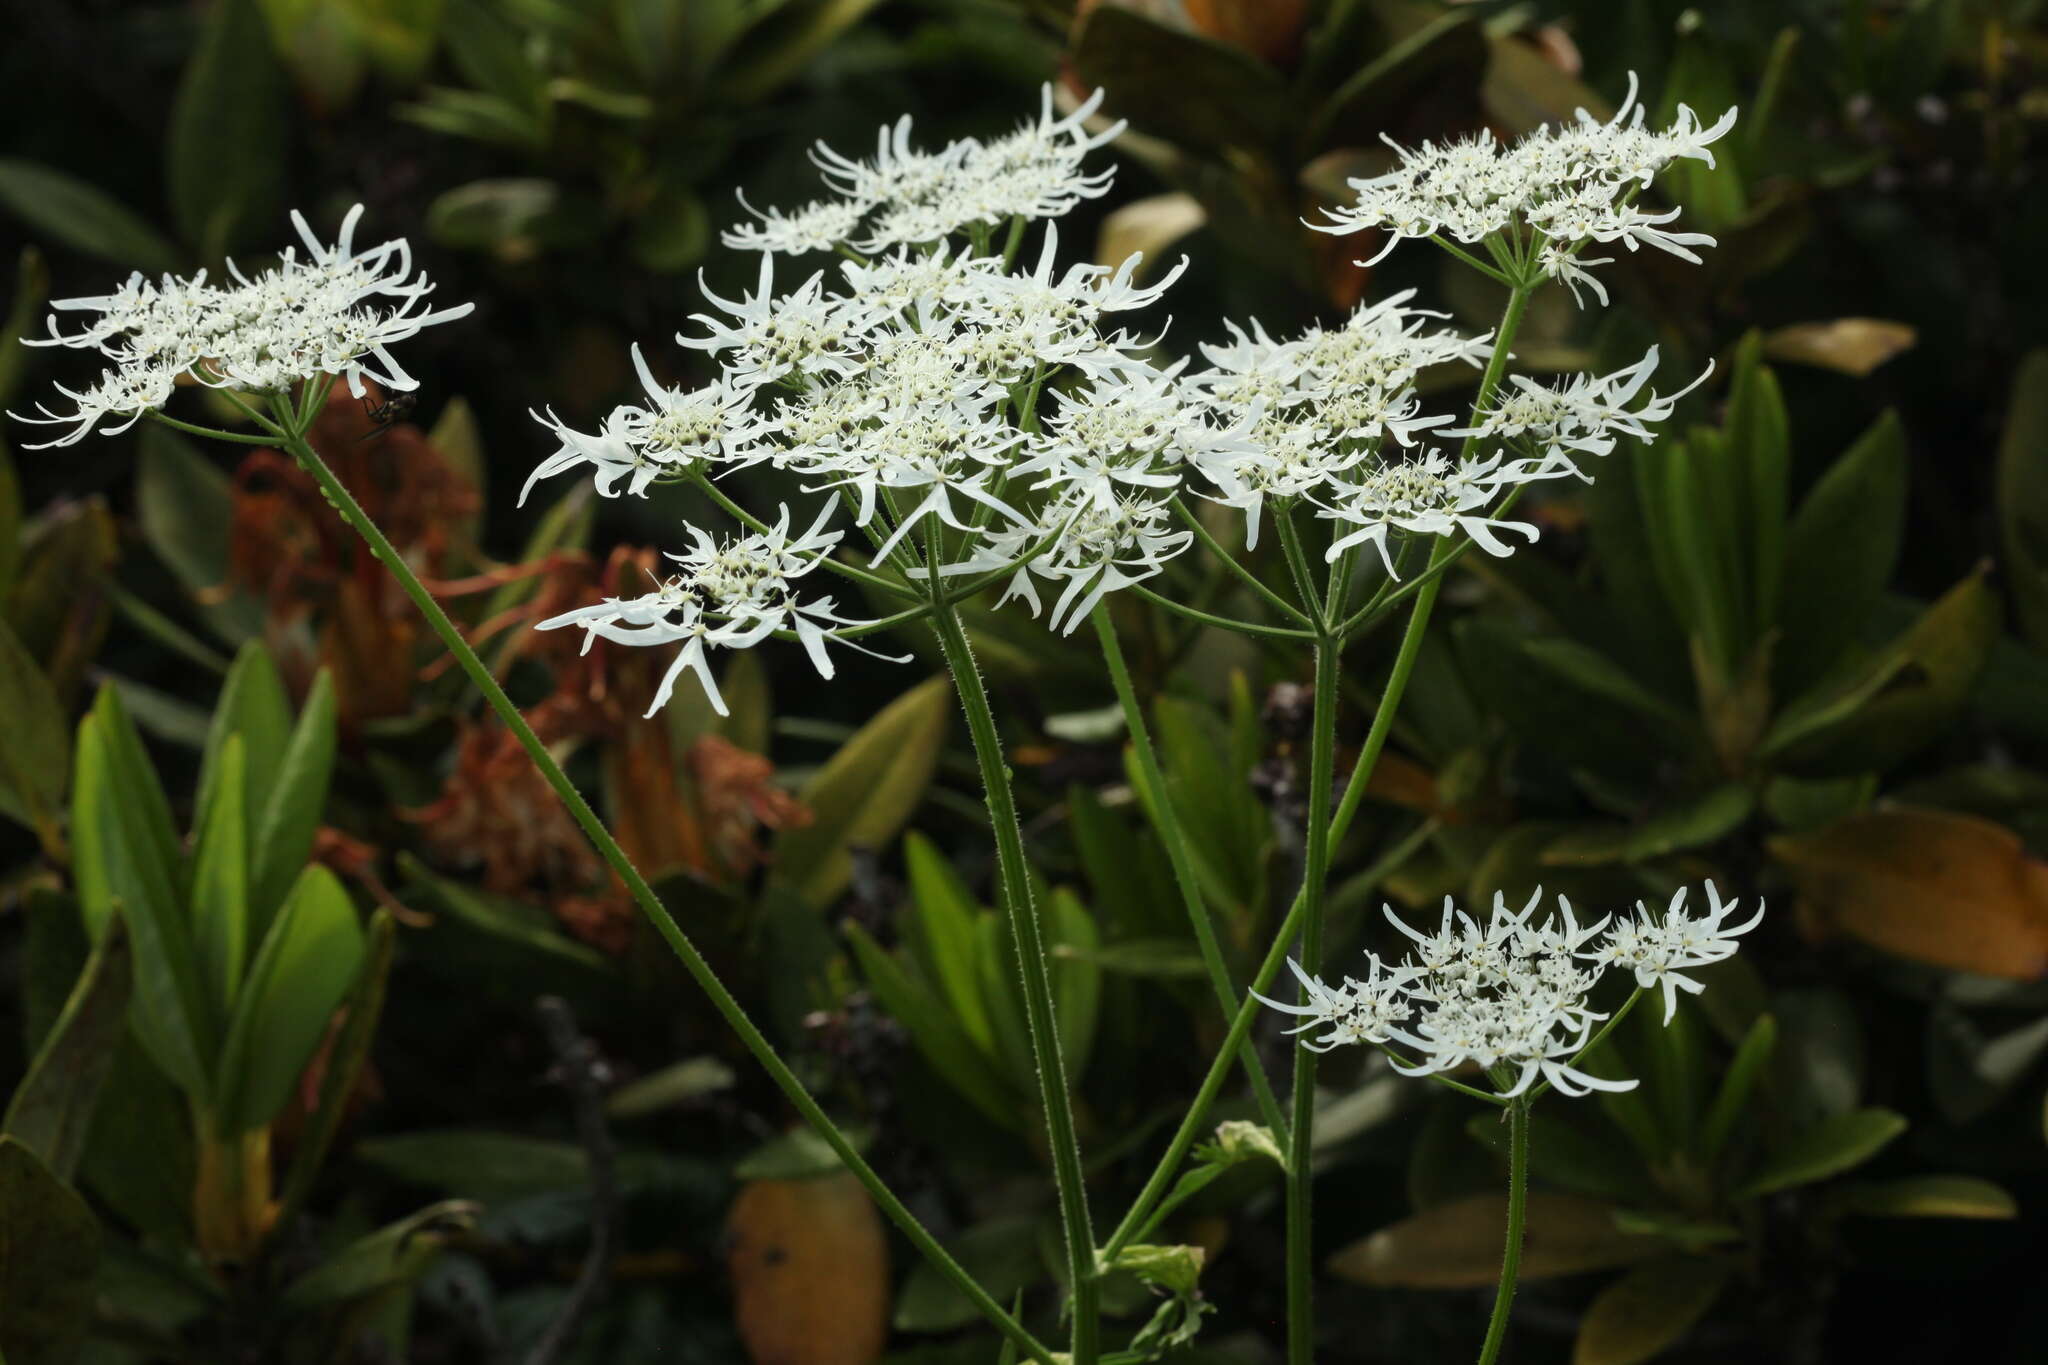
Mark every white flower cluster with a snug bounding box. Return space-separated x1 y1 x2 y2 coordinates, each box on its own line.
724 86 1124 257
11 205 473 447
1314 74 1737 299
524 82 1720 715
1257 883 1761 1099
535 504 903 715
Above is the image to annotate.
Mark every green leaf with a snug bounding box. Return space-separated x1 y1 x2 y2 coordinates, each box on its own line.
1996 350 2048 651
734 1126 869 1181
168 0 291 260
1543 784 1753 867
425 396 485 543
1464 1112 1654 1206
400 854 611 973
136 424 265 644
0 160 181 273
0 1137 100 1365
249 668 337 924
212 865 364 1134
196 643 292 840
717 0 887 104
902 833 994 1052
1048 888 1100 1079
1725 334 1791 635
1737 1107 1907 1200
1835 1174 2017 1220
1071 5 1288 157
278 909 395 1219
1700 1013 1777 1159
72 690 213 1099
774 675 950 909
1763 572 2001 773
605 1056 736 1119
355 1130 588 1199
1309 7 1485 154
893 1215 1042 1334
1051 936 1207 979
441 0 548 123
1519 637 1697 732
0 246 51 418
1776 410 1908 693
1573 1256 1731 1365
190 734 251 1014
3 919 131 1182
281 1200 478 1309
0 617 67 844
845 922 1016 1128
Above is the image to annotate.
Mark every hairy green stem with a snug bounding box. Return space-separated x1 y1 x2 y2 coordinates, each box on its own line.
1129 584 1314 641
1284 637 1340 1365
1476 1099 1531 1365
1091 605 1288 1139
1099 820 1437 1261
1169 497 1315 627
274 408 1053 1365
928 602 1099 1362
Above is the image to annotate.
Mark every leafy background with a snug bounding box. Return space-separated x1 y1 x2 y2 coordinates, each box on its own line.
2 1 2047 1363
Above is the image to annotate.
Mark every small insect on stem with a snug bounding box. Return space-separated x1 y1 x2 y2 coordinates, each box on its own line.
358 389 418 441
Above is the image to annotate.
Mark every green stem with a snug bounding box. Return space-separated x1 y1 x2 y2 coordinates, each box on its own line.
1273 506 1324 621
144 411 279 446
1476 1099 1530 1365
1129 584 1314 641
275 412 1054 1365
1284 636 1340 1365
928 602 1099 1362
1169 497 1315 627
1100 820 1436 1262
1090 605 1288 1140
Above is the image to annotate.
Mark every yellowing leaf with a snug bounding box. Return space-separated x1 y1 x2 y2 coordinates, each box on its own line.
1574 1257 1730 1365
1326 1193 1661 1289
774 676 950 909
728 1173 889 1365
1771 807 2048 978
1763 318 1916 377
1838 1174 2017 1220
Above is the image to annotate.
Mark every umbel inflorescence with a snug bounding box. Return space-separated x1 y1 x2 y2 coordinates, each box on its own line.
11 205 473 447
1259 884 1764 1099
517 81 1731 714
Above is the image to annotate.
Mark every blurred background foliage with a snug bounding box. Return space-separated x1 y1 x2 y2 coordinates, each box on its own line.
2 1 2047 1363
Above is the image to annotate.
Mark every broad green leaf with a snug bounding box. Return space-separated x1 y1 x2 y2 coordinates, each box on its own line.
77 1036 195 1245
0 160 181 273
1071 4 1289 157
1737 1107 1907 1199
1764 573 2001 773
425 396 485 542
1996 350 2048 651
441 0 546 119
717 0 886 103
974 910 1037 1089
1776 410 1907 694
167 0 291 260
1725 334 1790 634
1519 637 1696 731
1049 888 1100 1079
903 833 994 1052
893 1215 1042 1333
8 498 117 699
0 245 50 418
0 1137 100 1365
845 923 1016 1128
196 643 292 840
356 1131 589 1199
212 865 364 1134
400 88 548 148
1700 1014 1777 1159
3 919 130 1181
1573 1257 1730 1365
1836 1174 2017 1220
135 425 264 645
1771 987 1865 1129
734 1126 868 1181
278 909 394 1219
774 675 950 909
1328 1193 1662 1288
190 735 250 1014
1464 1112 1654 1205
72 691 213 1098
400 853 610 973
1543 784 1752 868
249 668 337 924
0 617 67 843
606 1056 736 1119
281 1200 478 1309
